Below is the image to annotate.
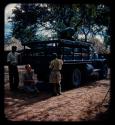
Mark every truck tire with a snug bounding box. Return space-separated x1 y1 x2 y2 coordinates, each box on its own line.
72 68 81 87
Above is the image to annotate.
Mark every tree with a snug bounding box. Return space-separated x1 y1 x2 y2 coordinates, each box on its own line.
10 3 111 46
11 4 45 43
89 37 109 54
73 4 111 44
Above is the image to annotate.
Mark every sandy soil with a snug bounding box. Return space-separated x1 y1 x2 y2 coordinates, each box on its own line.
4 79 110 121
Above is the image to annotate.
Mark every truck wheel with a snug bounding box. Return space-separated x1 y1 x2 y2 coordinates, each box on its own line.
72 68 81 87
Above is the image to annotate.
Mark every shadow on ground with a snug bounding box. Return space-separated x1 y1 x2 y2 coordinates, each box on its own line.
4 88 53 107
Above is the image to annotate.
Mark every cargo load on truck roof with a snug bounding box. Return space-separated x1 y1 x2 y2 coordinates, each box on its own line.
22 39 93 49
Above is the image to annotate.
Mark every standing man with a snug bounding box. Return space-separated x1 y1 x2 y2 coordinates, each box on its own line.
7 46 20 91
49 53 63 96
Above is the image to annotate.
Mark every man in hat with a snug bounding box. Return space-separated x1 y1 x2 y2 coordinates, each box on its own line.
49 54 63 96
7 46 20 91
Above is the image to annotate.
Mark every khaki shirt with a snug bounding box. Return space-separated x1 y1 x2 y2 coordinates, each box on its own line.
49 58 63 83
49 58 63 71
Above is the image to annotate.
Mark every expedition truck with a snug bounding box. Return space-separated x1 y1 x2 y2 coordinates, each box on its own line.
22 39 108 89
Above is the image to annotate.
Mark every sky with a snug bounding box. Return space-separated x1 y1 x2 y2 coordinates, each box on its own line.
5 4 18 40
5 3 17 23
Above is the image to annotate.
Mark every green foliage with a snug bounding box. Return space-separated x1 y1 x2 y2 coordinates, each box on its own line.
11 4 45 43
10 3 111 46
89 37 108 54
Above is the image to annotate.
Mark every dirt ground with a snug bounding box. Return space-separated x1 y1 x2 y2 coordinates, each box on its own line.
4 78 110 121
